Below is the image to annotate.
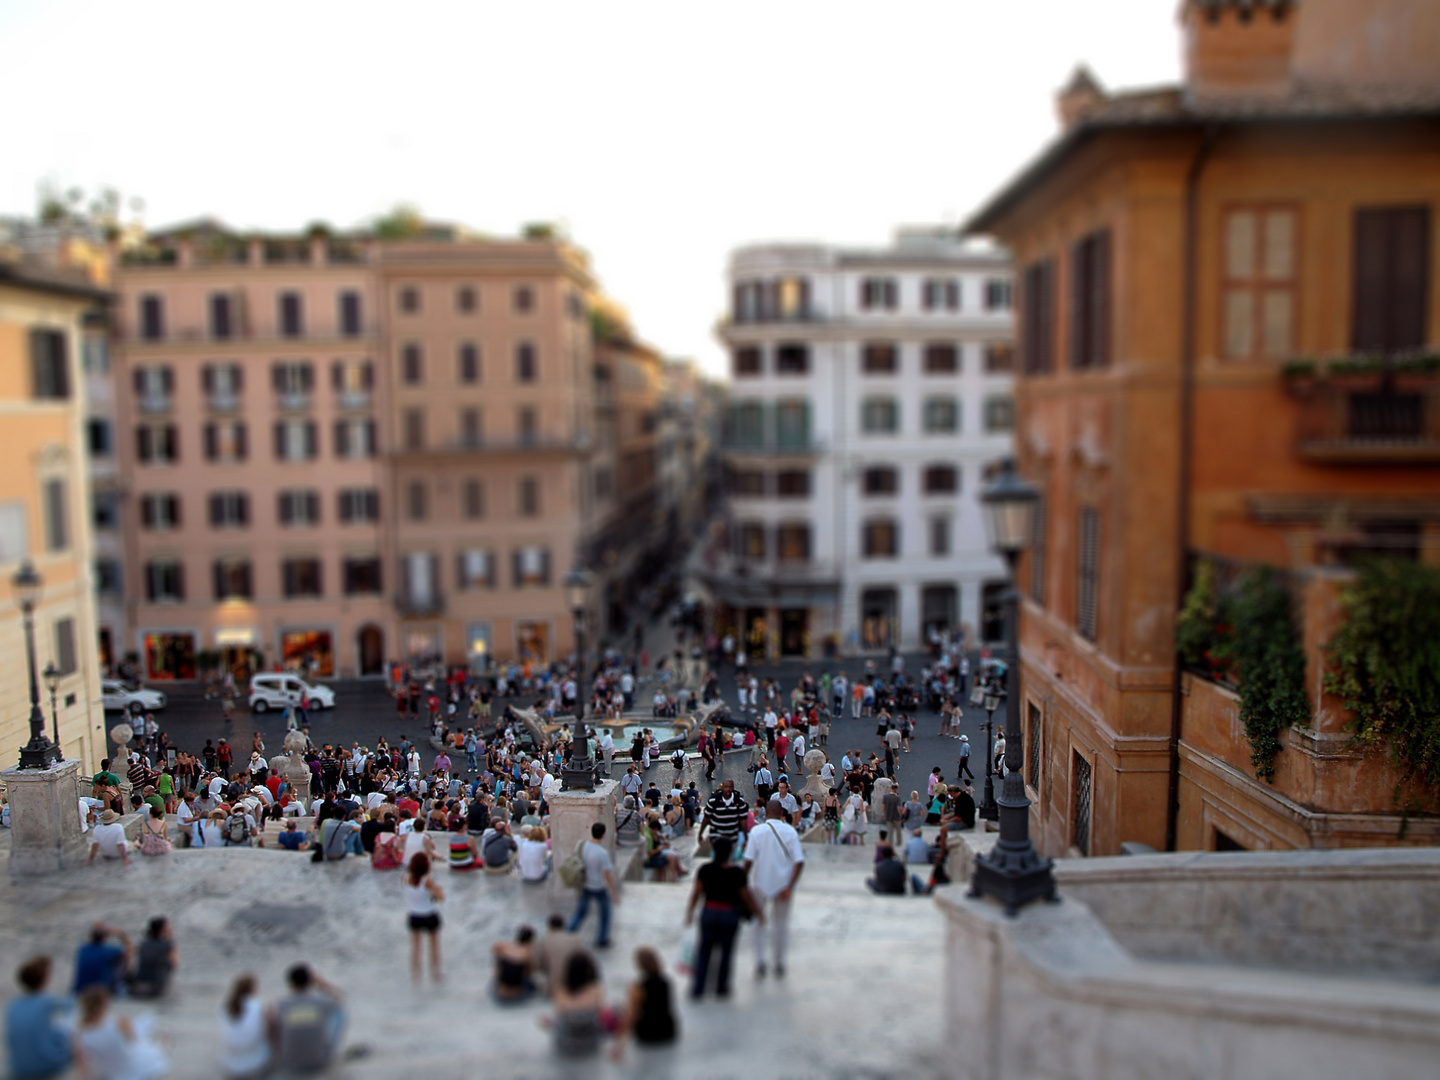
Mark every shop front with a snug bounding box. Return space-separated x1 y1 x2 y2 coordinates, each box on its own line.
215 627 261 683
280 627 335 678
466 623 491 673
142 630 198 681
516 621 550 665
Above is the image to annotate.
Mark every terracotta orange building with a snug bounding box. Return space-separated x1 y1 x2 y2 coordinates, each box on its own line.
964 0 1440 855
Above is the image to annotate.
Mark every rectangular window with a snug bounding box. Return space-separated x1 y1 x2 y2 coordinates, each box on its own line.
343 557 383 596
984 343 1015 373
282 558 323 599
727 402 765 449
862 342 898 374
922 278 960 311
775 469 810 498
333 418 375 460
458 343 480 383
209 293 233 339
733 281 761 323
518 477 540 517
863 520 899 558
594 466 613 501
457 549 494 589
1027 701 1043 792
462 478 485 519
923 343 959 374
403 409 425 451
95 558 122 595
775 343 809 375
514 285 534 313
407 480 428 521
82 336 108 375
133 365 174 411
337 488 379 524
144 560 185 602
984 396 1015 432
1029 496 1047 606
29 329 70 399
213 559 252 601
518 407 537 446
0 502 27 563
929 516 951 557
53 617 76 675
1352 205 1430 354
1021 259 1056 375
456 285 477 314
399 286 420 314
923 396 959 434
203 362 243 408
402 344 423 385
277 490 320 527
923 465 958 494
733 347 762 377
271 361 313 404
861 397 899 434
87 419 111 456
44 479 68 551
331 359 371 400
208 491 249 528
513 546 550 587
730 470 765 497
136 423 179 465
1223 207 1298 360
93 492 118 531
461 408 482 448
515 342 537 382
339 291 363 336
775 399 811 450
738 523 766 561
1070 229 1112 370
1077 506 1100 642
403 552 437 605
777 524 811 562
986 278 1013 311
273 420 317 461
139 295 164 341
860 277 898 310
863 466 898 496
1072 751 1093 856
139 493 181 531
278 291 304 337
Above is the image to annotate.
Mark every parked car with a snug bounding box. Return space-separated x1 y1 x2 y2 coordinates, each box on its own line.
101 680 167 713
248 673 336 713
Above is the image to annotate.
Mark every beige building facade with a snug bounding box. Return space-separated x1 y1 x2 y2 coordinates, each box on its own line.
0 260 108 769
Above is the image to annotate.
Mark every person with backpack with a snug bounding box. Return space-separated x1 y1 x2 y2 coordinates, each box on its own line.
223 804 255 847
565 823 619 949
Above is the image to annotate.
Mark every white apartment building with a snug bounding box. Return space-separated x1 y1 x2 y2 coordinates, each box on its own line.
709 228 1015 657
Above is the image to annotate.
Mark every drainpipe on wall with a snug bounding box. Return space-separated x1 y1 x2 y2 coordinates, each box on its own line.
1165 124 1218 853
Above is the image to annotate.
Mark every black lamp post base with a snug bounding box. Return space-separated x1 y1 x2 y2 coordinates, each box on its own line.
977 780 1000 821
969 840 1057 915
18 739 61 770
561 758 596 793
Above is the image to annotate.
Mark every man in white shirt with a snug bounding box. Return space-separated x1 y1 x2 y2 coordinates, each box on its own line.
599 729 615 776
86 809 131 865
763 708 779 751
406 749 422 777
743 798 805 978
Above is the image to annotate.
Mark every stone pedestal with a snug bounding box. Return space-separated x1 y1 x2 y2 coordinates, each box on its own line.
5 759 88 874
548 779 619 873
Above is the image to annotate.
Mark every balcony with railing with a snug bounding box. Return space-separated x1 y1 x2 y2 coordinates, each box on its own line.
1289 366 1440 463
137 392 172 414
395 593 443 617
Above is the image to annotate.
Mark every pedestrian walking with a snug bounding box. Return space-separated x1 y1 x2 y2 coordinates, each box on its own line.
567 823 619 949
683 836 763 999
743 798 805 979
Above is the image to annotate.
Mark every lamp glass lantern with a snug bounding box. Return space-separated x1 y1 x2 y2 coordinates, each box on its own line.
12 561 42 610
979 458 1040 559
982 687 1002 714
43 662 60 696
563 567 593 617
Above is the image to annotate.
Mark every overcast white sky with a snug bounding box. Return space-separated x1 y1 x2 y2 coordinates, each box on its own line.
0 0 1182 377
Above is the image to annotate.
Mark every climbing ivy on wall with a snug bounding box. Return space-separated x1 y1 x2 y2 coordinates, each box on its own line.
1325 560 1440 791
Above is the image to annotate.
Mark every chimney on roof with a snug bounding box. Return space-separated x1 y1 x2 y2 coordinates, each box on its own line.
1181 0 1298 101
1056 65 1107 130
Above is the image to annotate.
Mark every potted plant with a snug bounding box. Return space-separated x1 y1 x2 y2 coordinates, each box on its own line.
1280 359 1319 398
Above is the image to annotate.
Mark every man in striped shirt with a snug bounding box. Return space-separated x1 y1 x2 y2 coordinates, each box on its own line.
699 779 746 848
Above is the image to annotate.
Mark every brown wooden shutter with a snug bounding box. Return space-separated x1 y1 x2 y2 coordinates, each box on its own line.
334 420 349 457
234 423 248 460
1069 240 1085 369
1092 230 1111 368
305 421 318 458
1353 207 1431 353
204 423 217 461
1077 507 1100 642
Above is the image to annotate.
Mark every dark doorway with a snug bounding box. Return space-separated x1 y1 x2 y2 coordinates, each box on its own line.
780 609 808 657
358 624 384 676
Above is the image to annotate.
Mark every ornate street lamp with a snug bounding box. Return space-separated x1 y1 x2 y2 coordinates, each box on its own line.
969 459 1056 914
977 680 1001 822
14 561 60 768
43 661 64 755
560 566 595 792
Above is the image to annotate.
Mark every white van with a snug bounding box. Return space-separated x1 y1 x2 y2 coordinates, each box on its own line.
248 673 336 713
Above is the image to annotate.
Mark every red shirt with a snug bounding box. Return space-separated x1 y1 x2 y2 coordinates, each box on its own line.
775 734 791 761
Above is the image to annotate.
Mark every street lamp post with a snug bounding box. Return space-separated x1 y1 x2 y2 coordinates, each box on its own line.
43 662 63 755
977 681 1001 822
13 562 60 769
968 459 1057 914
560 566 595 792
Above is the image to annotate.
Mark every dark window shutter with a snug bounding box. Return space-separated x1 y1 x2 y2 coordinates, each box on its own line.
165 425 178 462
331 361 343 390
209 494 222 526
140 496 154 528
1352 207 1430 353
302 364 314 391
338 491 351 523
512 551 523 587
168 495 181 527
202 365 214 394
273 423 284 459
1077 507 1100 641
283 561 294 597
307 492 320 523
456 553 466 590
539 549 551 585
137 426 152 462
173 562 185 601
363 361 374 389
365 420 377 457
366 490 378 519
204 423 217 461
232 364 243 392
1069 241 1085 369
334 420 349 457
237 494 249 526
161 367 174 395
234 423 248 460
279 493 292 524
271 364 283 392
1093 231 1111 367
213 561 225 600
145 564 157 601
305 421 318 458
